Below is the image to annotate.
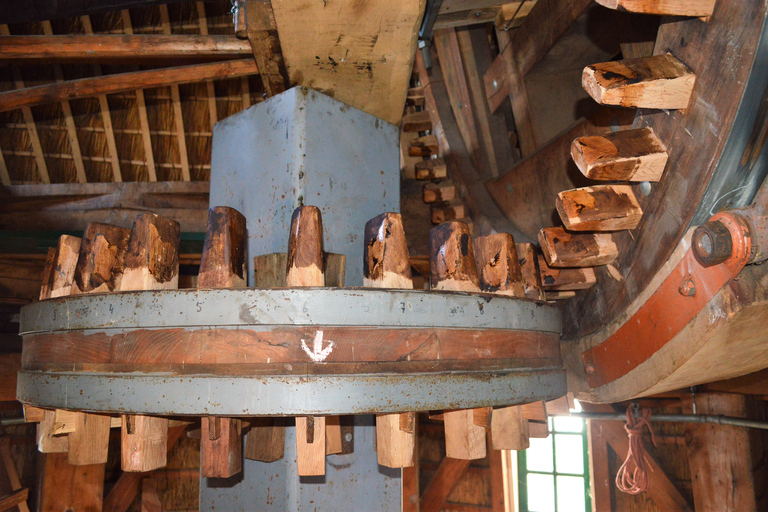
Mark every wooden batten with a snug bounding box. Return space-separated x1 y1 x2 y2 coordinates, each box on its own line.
583 54 696 109
538 255 596 291
363 212 416 468
431 199 465 224
595 0 716 16
429 221 481 292
416 158 448 180
198 206 247 478
119 213 180 472
402 111 433 133
571 127 669 182
556 185 643 231
409 134 439 157
515 243 545 301
70 222 131 295
538 227 618 267
473 233 525 298
423 180 456 203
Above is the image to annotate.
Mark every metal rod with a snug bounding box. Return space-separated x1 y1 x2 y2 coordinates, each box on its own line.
554 412 768 431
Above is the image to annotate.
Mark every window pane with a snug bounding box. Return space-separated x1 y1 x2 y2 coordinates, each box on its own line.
554 416 583 433
526 436 554 473
554 434 584 474
557 475 586 512
527 473 555 512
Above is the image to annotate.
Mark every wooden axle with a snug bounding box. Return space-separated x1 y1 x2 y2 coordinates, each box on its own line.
583 54 696 109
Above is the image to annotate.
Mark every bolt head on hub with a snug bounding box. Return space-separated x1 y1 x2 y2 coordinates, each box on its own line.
692 220 733 267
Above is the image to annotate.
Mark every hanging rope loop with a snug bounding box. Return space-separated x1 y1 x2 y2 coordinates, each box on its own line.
615 404 657 495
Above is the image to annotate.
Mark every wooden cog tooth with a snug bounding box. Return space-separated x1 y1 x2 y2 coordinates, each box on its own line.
416 157 447 180
473 233 526 298
582 54 696 110
515 243 545 301
429 221 480 292
538 227 618 268
423 180 455 203
556 185 643 232
571 127 668 182
538 255 597 291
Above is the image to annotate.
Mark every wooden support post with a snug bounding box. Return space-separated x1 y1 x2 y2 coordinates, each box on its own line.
571 127 668 182
515 243 545 300
538 227 618 267
198 206 247 478
415 158 448 180
429 221 486 459
583 54 696 109
556 185 643 231
473 233 525 298
595 0 716 16
119 213 180 472
682 393 757 512
423 180 456 203
286 206 333 476
431 199 465 224
402 111 433 133
409 134 440 157
538 255 596 291
363 213 416 468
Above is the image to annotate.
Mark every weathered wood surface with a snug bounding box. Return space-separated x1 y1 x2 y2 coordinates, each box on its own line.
539 227 618 267
409 134 439 157
556 185 643 231
538 255 596 291
444 409 486 460
571 127 668 182
243 0 288 97
423 180 456 203
286 206 325 287
201 416 243 478
0 35 252 60
0 59 260 113
245 418 286 462
270 0 426 125
0 181 209 233
416 158 448 180
564 1 767 338
583 54 695 109
595 0 716 17
403 111 433 133
431 199 465 224
429 221 480 292
516 243 544 300
473 233 525 297
71 222 130 295
490 405 529 450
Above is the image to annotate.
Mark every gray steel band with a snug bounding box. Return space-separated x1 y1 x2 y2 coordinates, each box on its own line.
16 369 566 415
19 288 561 335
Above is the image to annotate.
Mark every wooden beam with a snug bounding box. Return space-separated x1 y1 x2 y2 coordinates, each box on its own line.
516 242 544 300
243 0 288 97
0 35 252 61
539 227 618 267
420 457 471 512
1 25 50 184
556 185 643 231
423 180 456 203
595 0 716 16
159 6 191 182
122 10 157 182
196 1 219 130
583 54 696 110
0 59 259 113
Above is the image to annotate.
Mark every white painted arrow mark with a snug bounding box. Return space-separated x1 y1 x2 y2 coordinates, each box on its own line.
301 330 335 362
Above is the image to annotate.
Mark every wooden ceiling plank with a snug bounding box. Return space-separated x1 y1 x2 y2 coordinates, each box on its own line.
122 10 157 182
81 16 122 183
0 35 252 60
0 60 260 113
160 5 191 181
42 21 87 184
196 2 219 127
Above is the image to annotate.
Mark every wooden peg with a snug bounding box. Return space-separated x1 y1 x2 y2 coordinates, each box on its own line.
571 127 668 182
423 180 456 203
431 199 465 224
198 206 247 478
556 185 643 232
415 158 448 180
70 222 130 295
595 0 715 17
409 134 439 157
583 54 696 110
286 206 325 287
67 223 129 466
473 233 525 298
119 213 180 472
296 416 325 476
363 213 416 468
538 255 597 291
363 212 413 290
538 227 618 268
402 111 432 132
444 409 486 460
429 221 480 292
490 406 529 451
515 243 545 301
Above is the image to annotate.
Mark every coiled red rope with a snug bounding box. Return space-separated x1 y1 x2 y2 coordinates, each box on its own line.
615 405 657 495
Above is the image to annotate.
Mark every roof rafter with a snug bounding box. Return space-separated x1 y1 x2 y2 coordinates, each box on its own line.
160 5 190 181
